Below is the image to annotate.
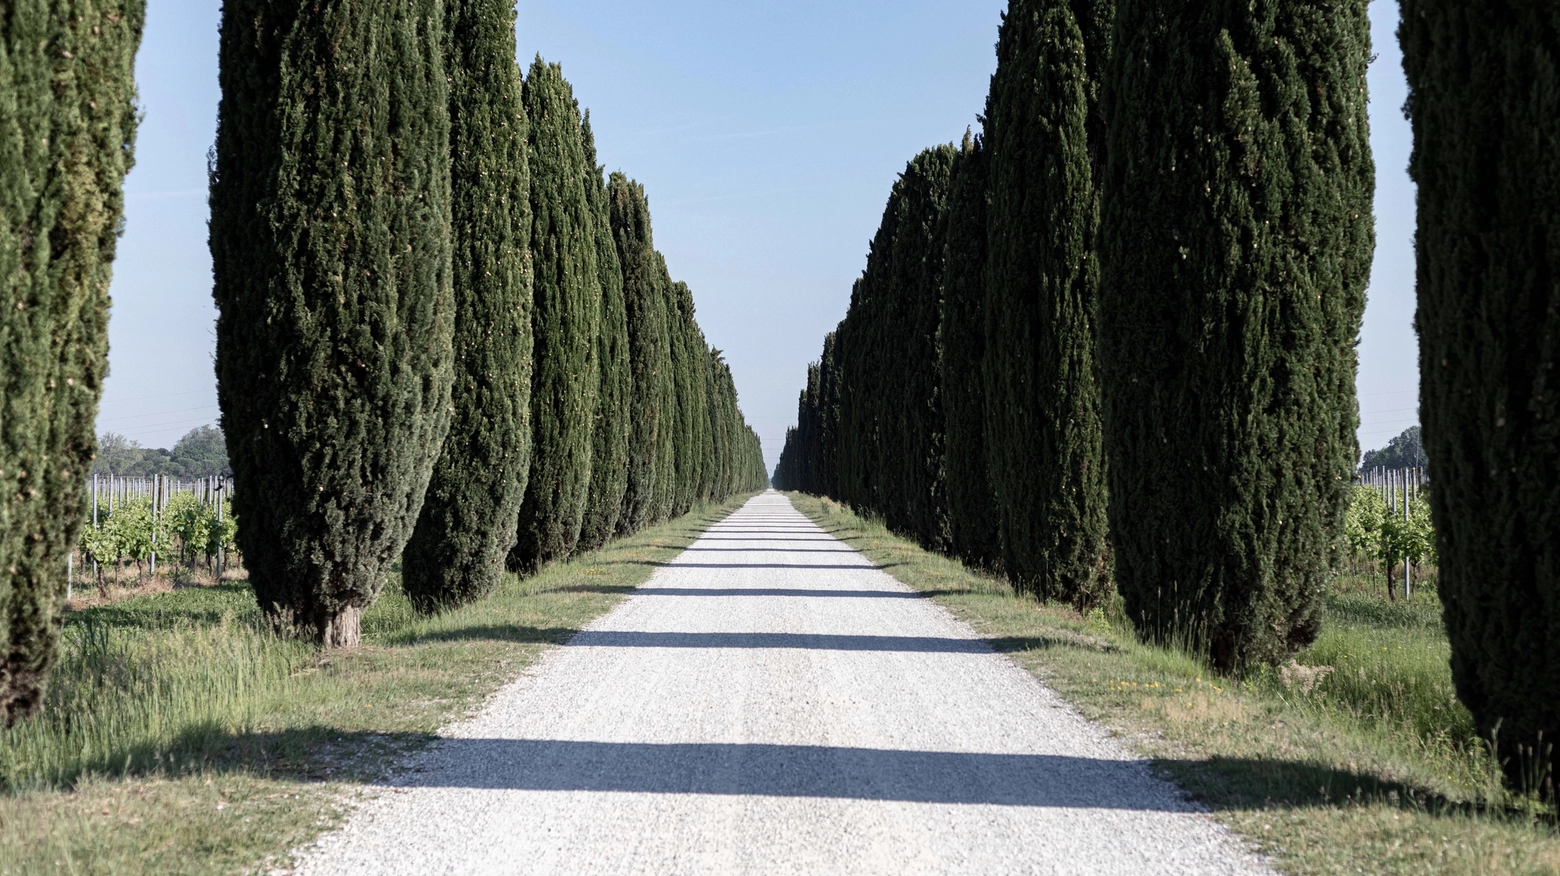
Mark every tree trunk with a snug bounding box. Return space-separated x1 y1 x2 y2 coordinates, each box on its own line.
317 605 362 649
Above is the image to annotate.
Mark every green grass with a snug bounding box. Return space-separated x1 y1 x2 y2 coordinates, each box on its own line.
786 493 1560 876
0 495 756 875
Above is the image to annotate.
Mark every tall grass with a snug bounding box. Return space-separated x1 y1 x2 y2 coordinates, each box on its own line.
0 585 311 791
2 496 748 795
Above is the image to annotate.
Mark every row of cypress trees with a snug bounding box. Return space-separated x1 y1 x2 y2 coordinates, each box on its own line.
209 0 766 647
780 0 1559 793
776 0 1372 667
0 0 146 725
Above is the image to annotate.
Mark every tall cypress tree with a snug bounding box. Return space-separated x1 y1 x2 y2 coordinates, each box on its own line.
211 0 454 647
816 331 841 499
509 58 601 571
0 0 144 721
401 0 532 614
889 148 954 551
668 281 707 515
832 283 877 513
577 115 630 552
983 0 1112 608
939 132 1002 571
1098 0 1373 670
647 253 679 523
608 174 665 535
1401 0 1560 790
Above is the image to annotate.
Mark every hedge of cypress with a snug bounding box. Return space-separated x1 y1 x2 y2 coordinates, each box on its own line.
807 147 954 546
609 175 664 534
402 0 533 614
1097 0 1373 670
0 0 144 722
938 133 1002 571
983 0 1111 608
667 281 708 516
647 253 680 523
211 0 454 647
776 0 1374 676
509 58 601 572
1402 0 1559 790
577 115 631 553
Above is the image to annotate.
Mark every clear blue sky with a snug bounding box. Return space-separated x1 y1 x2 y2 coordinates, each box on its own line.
101 0 1419 473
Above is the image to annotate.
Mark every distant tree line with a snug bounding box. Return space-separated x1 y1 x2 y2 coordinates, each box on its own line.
0 0 765 724
93 426 231 479
1360 426 1427 473
776 0 1556 794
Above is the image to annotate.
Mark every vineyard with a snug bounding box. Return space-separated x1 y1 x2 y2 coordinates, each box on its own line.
72 476 238 595
1344 467 1433 602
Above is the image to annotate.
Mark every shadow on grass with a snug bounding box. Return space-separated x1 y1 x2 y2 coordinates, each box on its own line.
63 581 262 632
1154 755 1556 826
1 722 441 793
399 625 581 646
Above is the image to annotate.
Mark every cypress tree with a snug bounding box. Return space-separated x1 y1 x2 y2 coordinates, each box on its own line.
0 0 144 721
939 132 1002 571
608 174 666 535
816 331 841 498
402 0 532 614
509 58 601 571
818 146 954 548
704 348 733 499
211 0 454 647
832 285 877 513
647 252 678 523
668 281 708 515
884 147 954 549
983 0 1111 608
577 115 630 552
1098 0 1373 670
1401 0 1560 790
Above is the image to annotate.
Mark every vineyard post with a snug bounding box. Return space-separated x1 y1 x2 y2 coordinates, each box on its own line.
216 478 225 578
1402 468 1411 599
91 474 99 580
150 474 158 577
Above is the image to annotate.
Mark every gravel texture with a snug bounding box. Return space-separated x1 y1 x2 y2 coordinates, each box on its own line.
294 492 1272 875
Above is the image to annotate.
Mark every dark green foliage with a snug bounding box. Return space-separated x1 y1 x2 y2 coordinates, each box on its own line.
982 0 1111 608
608 174 667 535
939 133 1002 571
667 281 709 515
1401 0 1560 791
577 116 630 552
0 0 144 722
509 58 601 572
1360 426 1426 472
646 253 679 523
830 147 955 549
401 0 533 614
1098 0 1373 671
211 0 455 647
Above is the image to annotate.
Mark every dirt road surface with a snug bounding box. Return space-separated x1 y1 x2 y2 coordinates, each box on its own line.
294 492 1270 875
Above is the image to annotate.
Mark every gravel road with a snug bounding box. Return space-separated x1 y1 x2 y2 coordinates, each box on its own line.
294 492 1271 875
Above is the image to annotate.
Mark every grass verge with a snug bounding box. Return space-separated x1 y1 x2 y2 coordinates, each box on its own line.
0 495 756 875
785 492 1560 876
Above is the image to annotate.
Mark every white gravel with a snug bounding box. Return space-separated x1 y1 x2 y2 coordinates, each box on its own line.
293 491 1272 875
